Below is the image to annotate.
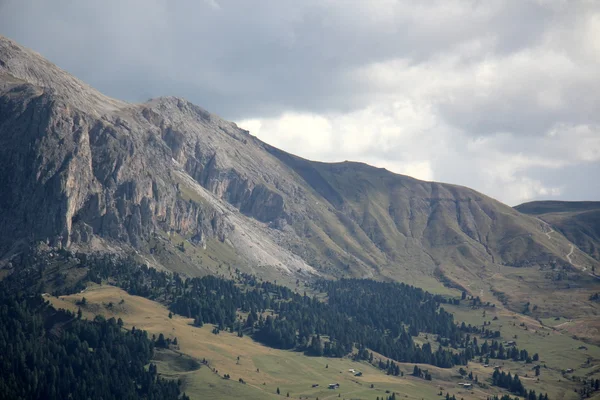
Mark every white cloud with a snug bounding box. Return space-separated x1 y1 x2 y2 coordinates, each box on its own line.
239 113 334 157
378 160 434 182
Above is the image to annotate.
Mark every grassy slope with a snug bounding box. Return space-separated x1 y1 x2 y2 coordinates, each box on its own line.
445 302 600 400
47 284 600 400
255 146 600 319
516 201 600 262
306 163 600 319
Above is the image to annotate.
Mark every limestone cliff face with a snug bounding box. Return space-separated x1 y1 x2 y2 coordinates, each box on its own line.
138 100 287 224
0 78 231 252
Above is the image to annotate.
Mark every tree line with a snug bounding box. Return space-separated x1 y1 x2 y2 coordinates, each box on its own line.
491 369 548 400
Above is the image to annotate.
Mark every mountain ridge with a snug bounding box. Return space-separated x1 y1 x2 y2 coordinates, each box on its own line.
516 201 600 262
1 34 598 318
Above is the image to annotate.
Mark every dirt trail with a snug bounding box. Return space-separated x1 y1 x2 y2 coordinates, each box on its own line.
566 244 575 264
566 244 586 271
539 219 597 277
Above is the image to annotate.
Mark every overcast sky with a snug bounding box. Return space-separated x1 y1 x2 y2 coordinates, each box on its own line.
1 0 599 205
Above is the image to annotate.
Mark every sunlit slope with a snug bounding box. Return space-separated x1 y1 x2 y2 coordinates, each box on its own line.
47 284 600 400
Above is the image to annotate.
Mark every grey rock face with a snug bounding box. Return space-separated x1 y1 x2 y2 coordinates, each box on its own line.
0 36 308 277
0 40 233 254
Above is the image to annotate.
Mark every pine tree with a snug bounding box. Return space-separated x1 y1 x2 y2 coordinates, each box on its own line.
157 333 167 348
413 365 420 376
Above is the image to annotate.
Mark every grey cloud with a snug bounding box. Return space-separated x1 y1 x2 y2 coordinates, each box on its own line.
1 0 598 204
0 0 576 119
524 163 600 203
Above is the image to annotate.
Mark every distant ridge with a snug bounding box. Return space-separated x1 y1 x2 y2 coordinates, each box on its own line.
516 201 600 261
516 200 600 215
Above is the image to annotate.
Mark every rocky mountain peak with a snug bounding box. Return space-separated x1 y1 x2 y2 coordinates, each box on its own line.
0 35 126 115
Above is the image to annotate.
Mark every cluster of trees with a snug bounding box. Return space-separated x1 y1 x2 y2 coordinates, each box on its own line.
487 396 546 400
449 327 539 365
412 365 432 380
491 369 547 399
155 332 177 348
492 369 525 396
438 393 458 400
455 366 481 384
476 340 538 363
578 378 600 398
373 359 403 377
458 321 501 338
315 279 463 339
0 280 188 400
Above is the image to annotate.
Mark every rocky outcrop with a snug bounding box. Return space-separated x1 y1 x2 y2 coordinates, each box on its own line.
0 81 230 253
139 102 289 224
0 43 236 253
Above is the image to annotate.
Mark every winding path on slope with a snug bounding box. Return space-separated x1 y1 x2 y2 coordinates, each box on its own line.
566 244 586 271
541 220 596 276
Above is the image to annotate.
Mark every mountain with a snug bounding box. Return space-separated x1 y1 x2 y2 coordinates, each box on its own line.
1 35 598 317
516 201 600 262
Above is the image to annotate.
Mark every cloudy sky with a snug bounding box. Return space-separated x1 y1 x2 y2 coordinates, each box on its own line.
1 0 599 205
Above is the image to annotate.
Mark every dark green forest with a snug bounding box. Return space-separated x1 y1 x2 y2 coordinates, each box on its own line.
0 271 188 400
